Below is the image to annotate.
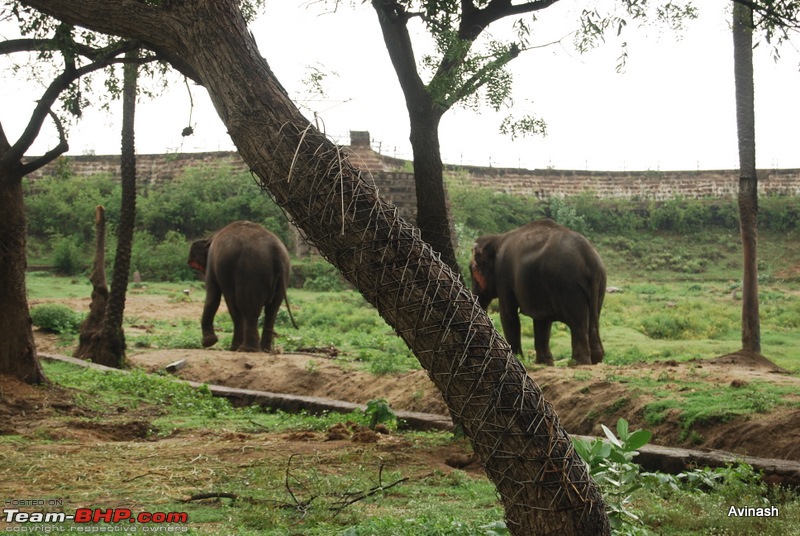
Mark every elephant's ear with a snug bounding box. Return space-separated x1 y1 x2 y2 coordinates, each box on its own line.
470 242 491 293
472 240 496 266
188 239 210 273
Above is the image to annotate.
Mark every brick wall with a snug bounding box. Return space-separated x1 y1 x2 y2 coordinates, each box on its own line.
26 147 800 222
454 166 800 200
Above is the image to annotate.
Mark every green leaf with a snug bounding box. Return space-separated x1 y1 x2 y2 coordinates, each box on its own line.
602 424 622 448
625 430 653 451
572 438 592 461
616 418 630 441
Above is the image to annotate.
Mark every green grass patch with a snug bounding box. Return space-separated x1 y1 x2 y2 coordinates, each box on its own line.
21 361 798 535
638 378 798 439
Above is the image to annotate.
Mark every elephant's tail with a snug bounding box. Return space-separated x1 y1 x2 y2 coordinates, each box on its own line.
284 293 299 329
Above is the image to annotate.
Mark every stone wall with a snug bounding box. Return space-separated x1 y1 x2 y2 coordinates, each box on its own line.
453 166 800 200
26 146 800 220
26 151 250 189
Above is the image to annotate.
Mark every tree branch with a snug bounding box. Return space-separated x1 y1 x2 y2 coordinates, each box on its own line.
442 44 519 108
0 40 139 172
15 112 69 177
14 0 203 82
432 0 561 97
370 0 435 113
459 0 562 42
0 37 123 60
733 0 800 31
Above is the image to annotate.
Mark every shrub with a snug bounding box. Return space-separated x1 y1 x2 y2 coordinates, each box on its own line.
51 235 85 276
364 398 398 430
298 259 348 291
573 418 654 535
25 174 121 243
30 304 84 334
130 230 195 282
546 196 590 235
447 180 544 235
137 165 290 243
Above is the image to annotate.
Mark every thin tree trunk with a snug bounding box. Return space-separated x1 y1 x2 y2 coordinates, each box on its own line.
733 1 761 353
371 1 460 273
20 2 610 532
73 52 138 367
409 110 460 272
101 50 139 365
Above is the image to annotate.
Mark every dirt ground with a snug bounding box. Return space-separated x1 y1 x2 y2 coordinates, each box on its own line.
20 291 800 464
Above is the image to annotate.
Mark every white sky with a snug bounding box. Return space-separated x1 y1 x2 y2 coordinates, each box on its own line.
1 1 799 171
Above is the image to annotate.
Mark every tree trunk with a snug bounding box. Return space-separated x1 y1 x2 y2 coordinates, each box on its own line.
409 108 460 273
0 172 45 383
101 50 138 366
20 1 610 532
73 52 138 367
732 1 761 353
371 1 460 273
74 206 110 361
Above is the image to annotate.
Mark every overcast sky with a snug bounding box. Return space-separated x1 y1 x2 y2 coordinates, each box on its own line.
1 1 799 171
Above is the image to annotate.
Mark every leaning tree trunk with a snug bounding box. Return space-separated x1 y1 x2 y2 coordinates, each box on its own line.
0 171 45 383
22 1 610 533
732 1 761 353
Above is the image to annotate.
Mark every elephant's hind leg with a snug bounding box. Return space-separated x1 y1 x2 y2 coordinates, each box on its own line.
533 320 555 366
236 310 262 352
260 294 282 352
589 317 604 364
569 316 593 366
226 299 245 351
201 281 222 348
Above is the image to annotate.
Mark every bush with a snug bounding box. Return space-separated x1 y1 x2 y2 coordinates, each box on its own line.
298 259 348 291
546 196 590 235
137 165 291 243
51 235 85 276
447 179 544 235
30 304 84 334
25 174 121 243
130 230 195 282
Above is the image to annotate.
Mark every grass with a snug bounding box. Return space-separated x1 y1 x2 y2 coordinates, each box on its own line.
4 360 797 535
4 360 506 535
635 377 799 439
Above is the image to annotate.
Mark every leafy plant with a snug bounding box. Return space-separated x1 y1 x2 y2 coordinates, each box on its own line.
364 398 397 430
573 419 654 535
30 303 84 334
51 235 85 276
299 258 349 291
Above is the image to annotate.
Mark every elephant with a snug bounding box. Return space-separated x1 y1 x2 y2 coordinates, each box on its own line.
470 219 606 366
187 221 297 352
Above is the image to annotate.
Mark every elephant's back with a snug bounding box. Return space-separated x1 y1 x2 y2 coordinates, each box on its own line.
501 220 605 316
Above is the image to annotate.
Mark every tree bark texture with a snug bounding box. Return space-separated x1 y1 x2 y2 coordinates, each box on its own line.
74 206 110 361
732 1 761 353
0 173 45 383
408 109 461 274
101 50 139 366
20 1 610 533
73 54 138 368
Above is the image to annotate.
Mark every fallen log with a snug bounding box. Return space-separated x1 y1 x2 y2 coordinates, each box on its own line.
39 353 800 487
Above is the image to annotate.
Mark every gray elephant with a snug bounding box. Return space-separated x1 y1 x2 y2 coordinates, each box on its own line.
470 219 606 365
188 221 297 352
